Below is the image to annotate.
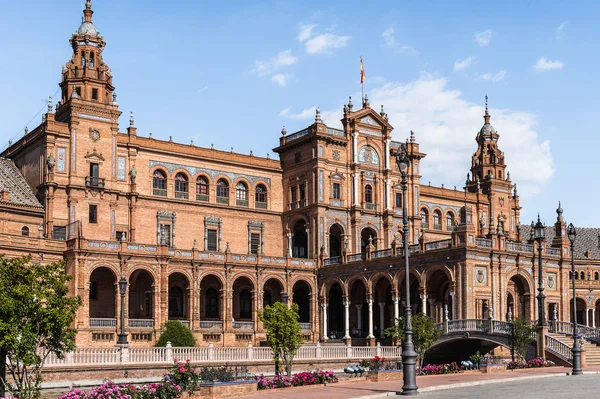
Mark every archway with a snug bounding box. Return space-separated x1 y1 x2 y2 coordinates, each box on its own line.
328 282 344 339
128 270 154 320
399 273 421 315
292 280 311 323
570 298 587 325
506 292 515 320
426 270 452 322
232 276 254 322
372 277 393 340
360 228 377 253
508 275 531 320
168 273 189 320
200 275 222 323
349 279 368 339
329 224 343 257
89 267 116 322
292 220 308 258
263 278 283 306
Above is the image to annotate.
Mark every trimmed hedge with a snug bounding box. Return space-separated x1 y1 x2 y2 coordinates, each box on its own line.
157 321 196 347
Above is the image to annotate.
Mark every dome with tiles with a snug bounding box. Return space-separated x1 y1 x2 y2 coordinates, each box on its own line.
77 21 98 37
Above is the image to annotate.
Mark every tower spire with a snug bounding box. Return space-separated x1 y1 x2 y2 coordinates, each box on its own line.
83 0 93 23
484 94 491 124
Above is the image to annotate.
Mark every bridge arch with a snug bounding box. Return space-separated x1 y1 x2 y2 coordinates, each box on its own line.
506 273 533 321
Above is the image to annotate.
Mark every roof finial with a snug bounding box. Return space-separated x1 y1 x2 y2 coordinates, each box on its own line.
281 126 287 136
485 94 488 114
83 0 93 23
86 0 91 10
484 94 491 124
315 107 322 123
129 111 134 127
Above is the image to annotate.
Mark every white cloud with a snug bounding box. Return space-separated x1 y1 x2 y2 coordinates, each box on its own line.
304 32 351 54
454 56 474 72
555 21 568 40
382 27 397 47
306 75 553 200
473 29 493 47
297 24 317 42
479 69 507 82
279 105 341 125
271 73 293 87
279 106 316 120
533 57 564 72
252 50 298 76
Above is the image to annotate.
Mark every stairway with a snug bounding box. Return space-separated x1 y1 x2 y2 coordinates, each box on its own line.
547 333 600 366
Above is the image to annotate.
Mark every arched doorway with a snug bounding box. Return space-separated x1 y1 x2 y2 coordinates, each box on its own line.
349 279 368 339
129 270 154 320
507 275 531 320
372 277 393 339
399 272 421 315
361 228 377 253
293 220 308 258
89 267 116 323
168 273 189 320
426 270 452 322
263 278 283 306
232 276 254 322
570 298 587 325
329 224 343 257
328 282 344 339
292 280 311 324
200 275 222 326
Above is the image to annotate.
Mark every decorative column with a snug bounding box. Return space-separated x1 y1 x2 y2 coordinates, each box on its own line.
593 309 596 328
585 308 590 327
344 300 351 340
353 173 359 206
287 233 293 257
378 302 386 338
356 305 363 332
421 294 427 315
393 297 400 325
322 303 328 341
367 299 374 339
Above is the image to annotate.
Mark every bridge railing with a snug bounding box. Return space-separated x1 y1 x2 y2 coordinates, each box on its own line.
439 319 529 337
545 335 572 363
551 321 600 340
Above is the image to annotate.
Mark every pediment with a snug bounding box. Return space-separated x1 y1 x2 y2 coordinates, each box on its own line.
352 107 393 130
84 148 105 161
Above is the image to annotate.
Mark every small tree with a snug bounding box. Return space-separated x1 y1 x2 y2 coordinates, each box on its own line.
509 318 536 361
385 313 440 368
157 321 196 347
0 256 81 399
259 302 303 377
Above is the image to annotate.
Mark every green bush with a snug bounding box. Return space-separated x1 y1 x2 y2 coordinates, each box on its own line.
157 321 196 347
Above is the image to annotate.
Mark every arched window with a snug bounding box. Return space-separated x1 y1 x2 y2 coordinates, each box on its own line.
595 272 599 281
580 271 586 280
174 173 188 199
152 170 167 196
216 179 229 204
433 210 442 230
239 289 252 319
81 52 86 67
196 176 209 201
574 271 578 280
365 184 373 204
205 288 220 319
420 208 429 228
236 182 248 206
90 52 95 67
446 212 455 231
21 226 29 236
255 184 267 209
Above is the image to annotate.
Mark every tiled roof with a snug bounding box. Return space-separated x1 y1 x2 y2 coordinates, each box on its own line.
520 224 600 260
0 158 43 209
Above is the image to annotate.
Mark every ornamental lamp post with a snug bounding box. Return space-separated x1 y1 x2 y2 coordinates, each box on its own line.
396 141 418 395
117 276 129 346
534 214 546 327
567 223 582 375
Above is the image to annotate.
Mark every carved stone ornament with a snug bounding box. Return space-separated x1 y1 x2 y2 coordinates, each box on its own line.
46 154 55 171
89 128 101 142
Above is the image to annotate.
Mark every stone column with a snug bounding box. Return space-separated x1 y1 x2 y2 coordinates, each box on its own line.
378 302 385 338
393 297 399 325
344 300 351 339
421 294 427 315
593 309 596 328
356 305 363 332
586 308 591 327
367 299 374 339
428 298 436 321
322 303 328 341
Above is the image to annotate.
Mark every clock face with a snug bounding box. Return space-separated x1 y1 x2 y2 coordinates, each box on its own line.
89 128 101 142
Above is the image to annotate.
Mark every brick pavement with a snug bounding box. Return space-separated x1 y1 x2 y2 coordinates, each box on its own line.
228 367 600 399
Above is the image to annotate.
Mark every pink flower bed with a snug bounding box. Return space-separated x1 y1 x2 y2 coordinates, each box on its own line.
507 357 555 369
256 370 338 390
417 362 463 376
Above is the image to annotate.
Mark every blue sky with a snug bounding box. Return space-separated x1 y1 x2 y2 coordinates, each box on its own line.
1 0 598 229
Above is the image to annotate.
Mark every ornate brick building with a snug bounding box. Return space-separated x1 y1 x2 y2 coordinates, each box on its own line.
2 2 600 348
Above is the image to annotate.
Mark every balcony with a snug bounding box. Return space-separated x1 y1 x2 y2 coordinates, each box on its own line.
365 203 377 211
236 199 249 207
216 196 229 205
196 193 209 202
324 256 342 266
199 320 223 330
175 191 189 200
173 319 190 328
89 318 116 328
153 188 167 197
86 176 105 189
128 319 154 328
255 201 267 209
232 321 254 330
299 322 312 331
433 224 442 231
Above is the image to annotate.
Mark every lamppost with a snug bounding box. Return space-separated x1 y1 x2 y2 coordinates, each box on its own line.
534 215 546 326
396 142 418 395
567 223 582 375
117 276 129 345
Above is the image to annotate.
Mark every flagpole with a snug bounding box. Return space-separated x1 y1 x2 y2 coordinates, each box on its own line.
360 56 364 105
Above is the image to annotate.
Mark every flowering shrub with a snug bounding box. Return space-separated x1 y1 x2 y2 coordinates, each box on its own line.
367 356 397 371
256 370 338 390
170 360 200 394
417 362 463 376
507 357 555 369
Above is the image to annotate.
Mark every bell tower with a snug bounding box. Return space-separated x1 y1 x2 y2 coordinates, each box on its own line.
470 96 507 182
56 0 117 122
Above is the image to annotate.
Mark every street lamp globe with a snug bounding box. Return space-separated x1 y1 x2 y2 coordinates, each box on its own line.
119 276 127 294
568 223 576 244
395 142 410 174
534 214 545 242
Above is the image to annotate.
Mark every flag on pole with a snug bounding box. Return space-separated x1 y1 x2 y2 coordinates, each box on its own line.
360 57 366 83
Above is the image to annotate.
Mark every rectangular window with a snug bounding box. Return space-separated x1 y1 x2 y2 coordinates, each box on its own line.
76 87 82 97
116 231 126 241
159 224 171 246
207 229 218 251
250 233 261 255
291 186 297 203
299 184 306 200
92 88 99 100
52 226 67 240
395 192 403 208
89 204 98 224
333 183 341 199
89 281 98 300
